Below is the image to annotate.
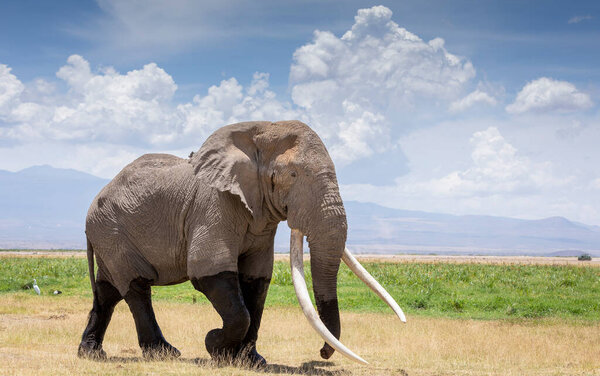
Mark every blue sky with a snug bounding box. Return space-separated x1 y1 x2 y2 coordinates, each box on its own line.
1 0 599 224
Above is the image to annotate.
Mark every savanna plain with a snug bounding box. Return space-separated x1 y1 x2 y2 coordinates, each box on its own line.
0 252 599 376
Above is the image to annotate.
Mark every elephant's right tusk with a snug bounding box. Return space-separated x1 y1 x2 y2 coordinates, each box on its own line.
342 248 407 323
289 229 368 365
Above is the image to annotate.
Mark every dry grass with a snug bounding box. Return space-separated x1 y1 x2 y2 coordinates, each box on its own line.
3 250 598 267
1 295 599 376
350 255 600 267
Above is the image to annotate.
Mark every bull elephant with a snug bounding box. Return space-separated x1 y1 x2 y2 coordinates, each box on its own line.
78 120 405 366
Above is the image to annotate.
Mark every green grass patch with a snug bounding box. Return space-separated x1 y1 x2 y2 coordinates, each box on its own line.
1 257 599 321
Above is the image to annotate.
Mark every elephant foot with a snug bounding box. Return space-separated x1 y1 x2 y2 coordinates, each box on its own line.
237 345 267 368
320 343 335 359
205 328 234 362
77 341 107 360
141 340 181 360
206 329 266 367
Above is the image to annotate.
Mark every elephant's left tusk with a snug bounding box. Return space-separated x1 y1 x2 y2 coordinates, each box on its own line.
342 248 407 323
290 229 368 365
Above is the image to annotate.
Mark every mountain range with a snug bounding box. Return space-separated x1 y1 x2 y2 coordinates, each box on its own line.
1 165 599 256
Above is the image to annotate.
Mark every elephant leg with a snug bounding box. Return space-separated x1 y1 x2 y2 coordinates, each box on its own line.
236 248 273 366
78 279 122 359
191 271 251 363
237 274 270 365
123 278 181 359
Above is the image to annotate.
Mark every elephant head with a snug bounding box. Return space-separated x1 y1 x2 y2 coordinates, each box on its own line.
191 120 405 363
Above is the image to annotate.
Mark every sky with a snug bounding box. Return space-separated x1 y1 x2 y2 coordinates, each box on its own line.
0 0 599 224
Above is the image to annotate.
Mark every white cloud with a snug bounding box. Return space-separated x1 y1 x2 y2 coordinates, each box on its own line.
0 65 24 118
568 15 592 24
2 7 479 175
0 56 301 176
291 6 475 101
449 89 497 113
340 110 600 225
328 101 387 164
0 55 296 149
506 77 593 114
175 73 298 143
419 127 567 197
1 6 599 226
339 125 600 223
289 5 476 165
1 55 182 144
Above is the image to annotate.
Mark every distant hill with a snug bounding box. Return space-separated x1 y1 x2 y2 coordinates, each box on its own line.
273 202 600 256
0 165 108 248
1 166 599 256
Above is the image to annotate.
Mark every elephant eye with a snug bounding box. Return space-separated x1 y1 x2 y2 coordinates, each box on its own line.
291 171 297 177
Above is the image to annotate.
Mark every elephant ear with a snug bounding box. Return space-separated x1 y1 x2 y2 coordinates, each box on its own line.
192 128 263 218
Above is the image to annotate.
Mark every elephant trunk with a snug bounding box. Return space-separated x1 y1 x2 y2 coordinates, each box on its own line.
289 229 367 364
288 170 404 364
298 180 347 359
306 214 346 359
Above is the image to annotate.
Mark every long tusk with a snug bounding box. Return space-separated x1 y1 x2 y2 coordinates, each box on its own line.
342 248 407 323
290 229 368 365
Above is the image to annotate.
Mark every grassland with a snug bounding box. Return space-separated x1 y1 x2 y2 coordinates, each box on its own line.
1 256 599 321
1 254 600 375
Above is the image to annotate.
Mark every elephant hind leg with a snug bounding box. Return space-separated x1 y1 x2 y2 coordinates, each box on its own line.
78 279 122 359
124 278 181 359
191 271 253 364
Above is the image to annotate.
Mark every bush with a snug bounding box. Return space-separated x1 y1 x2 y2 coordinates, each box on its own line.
578 254 592 261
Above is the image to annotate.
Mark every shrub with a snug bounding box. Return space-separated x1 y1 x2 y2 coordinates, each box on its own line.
578 254 592 261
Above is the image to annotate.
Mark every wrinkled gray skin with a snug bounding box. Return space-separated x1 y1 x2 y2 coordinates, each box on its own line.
80 121 347 363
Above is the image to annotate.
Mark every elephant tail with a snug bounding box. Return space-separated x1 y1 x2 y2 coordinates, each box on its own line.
86 236 97 296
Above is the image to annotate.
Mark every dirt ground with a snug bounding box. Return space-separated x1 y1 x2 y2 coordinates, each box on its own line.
2 252 600 375
1 295 599 376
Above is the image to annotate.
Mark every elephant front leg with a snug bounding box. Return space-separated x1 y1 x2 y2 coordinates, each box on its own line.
237 274 271 366
236 245 274 366
191 271 252 363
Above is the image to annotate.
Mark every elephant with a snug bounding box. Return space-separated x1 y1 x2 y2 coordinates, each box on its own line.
78 120 405 366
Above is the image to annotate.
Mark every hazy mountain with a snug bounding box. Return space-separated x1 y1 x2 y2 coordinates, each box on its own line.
342 202 600 256
1 166 599 256
0 165 107 248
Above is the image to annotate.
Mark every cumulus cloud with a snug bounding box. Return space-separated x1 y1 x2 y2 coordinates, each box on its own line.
568 15 592 24
449 89 497 113
175 73 298 144
506 77 593 114
420 127 566 197
289 5 475 164
290 6 475 100
340 125 589 222
1 6 480 175
0 65 24 118
0 55 302 176
0 55 296 150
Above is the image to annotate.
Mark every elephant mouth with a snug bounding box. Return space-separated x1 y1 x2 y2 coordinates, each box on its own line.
289 229 406 365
